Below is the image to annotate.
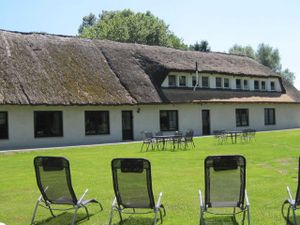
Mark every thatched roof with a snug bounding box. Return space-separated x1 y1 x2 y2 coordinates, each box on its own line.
0 29 298 105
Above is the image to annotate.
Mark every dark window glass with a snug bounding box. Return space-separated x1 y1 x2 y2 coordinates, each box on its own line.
34 111 63 138
254 80 259 90
236 109 249 127
168 75 176 86
160 110 178 131
270 81 275 91
179 76 186 86
264 108 276 125
192 76 197 86
224 78 230 88
0 112 8 139
236 79 241 89
202 76 209 88
244 80 249 89
216 77 222 88
261 81 266 90
85 111 110 135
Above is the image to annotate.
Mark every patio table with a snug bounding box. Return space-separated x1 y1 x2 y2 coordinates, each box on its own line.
153 134 182 150
225 131 242 144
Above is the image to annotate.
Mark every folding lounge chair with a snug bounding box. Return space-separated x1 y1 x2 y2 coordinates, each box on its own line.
199 155 250 225
31 156 103 225
282 157 300 225
109 158 166 225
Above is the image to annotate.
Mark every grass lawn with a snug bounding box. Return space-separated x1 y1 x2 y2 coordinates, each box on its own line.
0 130 300 225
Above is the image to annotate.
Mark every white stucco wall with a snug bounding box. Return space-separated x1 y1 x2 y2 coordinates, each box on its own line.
1 103 300 150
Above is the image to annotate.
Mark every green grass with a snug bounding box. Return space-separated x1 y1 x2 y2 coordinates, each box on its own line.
0 130 300 225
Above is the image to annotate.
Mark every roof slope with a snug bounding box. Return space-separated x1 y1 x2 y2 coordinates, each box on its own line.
0 30 298 105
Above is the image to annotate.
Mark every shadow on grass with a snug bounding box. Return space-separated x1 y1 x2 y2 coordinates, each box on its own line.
203 215 241 225
34 212 97 225
111 217 155 225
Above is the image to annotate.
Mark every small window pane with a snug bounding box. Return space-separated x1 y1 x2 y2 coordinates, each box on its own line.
264 108 275 125
236 109 249 127
160 110 178 131
0 112 8 139
179 76 186 86
168 75 176 86
34 111 63 138
236 79 241 89
85 111 110 135
192 76 197 86
270 81 275 91
261 81 266 90
216 77 222 88
254 80 259 90
244 80 249 89
202 76 209 88
224 78 230 88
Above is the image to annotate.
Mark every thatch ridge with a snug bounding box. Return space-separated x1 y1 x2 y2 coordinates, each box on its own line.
0 29 298 105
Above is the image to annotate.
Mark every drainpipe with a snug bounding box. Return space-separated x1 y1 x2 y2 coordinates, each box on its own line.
193 62 199 91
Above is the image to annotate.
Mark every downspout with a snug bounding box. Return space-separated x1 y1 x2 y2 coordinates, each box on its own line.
193 62 199 91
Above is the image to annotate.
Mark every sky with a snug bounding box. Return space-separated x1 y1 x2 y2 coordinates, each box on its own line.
1 0 300 88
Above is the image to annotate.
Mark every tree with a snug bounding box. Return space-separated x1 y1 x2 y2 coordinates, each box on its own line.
256 43 281 72
280 69 295 84
78 10 187 50
228 44 255 59
190 40 211 52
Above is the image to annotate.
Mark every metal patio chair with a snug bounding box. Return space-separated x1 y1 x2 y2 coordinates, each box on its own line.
199 155 250 225
109 158 166 225
282 157 300 225
31 156 103 225
141 131 154 152
183 129 195 148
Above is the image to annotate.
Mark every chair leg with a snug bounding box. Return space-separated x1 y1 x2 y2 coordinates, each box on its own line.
108 207 114 225
83 205 90 220
247 206 251 225
200 208 205 225
70 207 79 225
31 196 42 225
292 207 297 225
46 204 56 218
153 209 158 225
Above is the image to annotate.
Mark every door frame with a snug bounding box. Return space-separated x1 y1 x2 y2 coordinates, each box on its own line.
202 109 211 135
122 110 134 141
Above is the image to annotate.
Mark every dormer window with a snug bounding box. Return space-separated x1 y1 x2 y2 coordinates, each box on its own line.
236 79 241 89
224 78 230 88
216 77 222 88
179 76 186 86
261 81 266 90
244 80 249 89
202 76 209 88
270 81 275 91
254 80 259 90
168 75 176 87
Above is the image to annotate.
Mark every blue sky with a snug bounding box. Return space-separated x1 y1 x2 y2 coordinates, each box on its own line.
1 0 300 88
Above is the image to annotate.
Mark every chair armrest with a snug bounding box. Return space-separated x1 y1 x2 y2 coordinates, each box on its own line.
77 189 88 205
287 186 294 203
199 190 204 207
245 189 250 206
155 192 163 209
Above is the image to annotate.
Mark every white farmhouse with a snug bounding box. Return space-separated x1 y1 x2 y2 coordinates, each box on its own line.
0 30 300 150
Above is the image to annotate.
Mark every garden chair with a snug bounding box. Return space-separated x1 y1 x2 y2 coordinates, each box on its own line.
31 156 103 225
183 129 195 148
282 157 300 225
109 158 166 225
213 130 226 144
141 131 154 151
199 155 250 225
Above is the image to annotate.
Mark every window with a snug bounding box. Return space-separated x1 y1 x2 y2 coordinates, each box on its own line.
261 81 266 90
264 108 276 125
168 75 176 87
244 80 249 89
236 79 241 89
34 111 63 138
216 77 222 88
224 78 230 88
0 112 8 139
85 111 110 135
254 80 259 90
270 81 275 91
160 110 178 131
179 76 186 86
202 76 209 88
236 109 249 127
192 76 197 86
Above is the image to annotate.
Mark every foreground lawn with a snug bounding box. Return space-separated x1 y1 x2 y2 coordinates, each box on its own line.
0 130 300 225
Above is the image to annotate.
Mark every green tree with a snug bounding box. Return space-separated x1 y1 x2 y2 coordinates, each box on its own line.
256 43 281 72
78 9 187 50
190 40 211 52
228 44 255 59
280 69 295 84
